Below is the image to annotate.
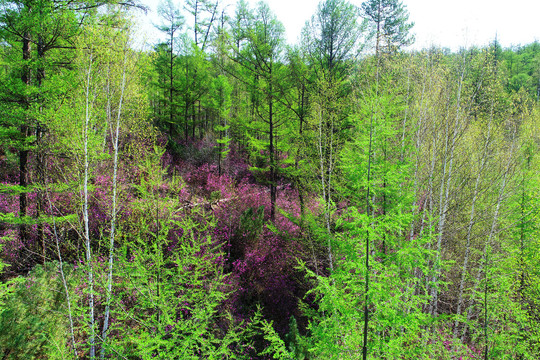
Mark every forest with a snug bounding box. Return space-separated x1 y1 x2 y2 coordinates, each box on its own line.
0 0 539 358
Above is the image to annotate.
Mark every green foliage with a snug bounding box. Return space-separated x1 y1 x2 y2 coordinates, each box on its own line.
501 42 540 99
211 74 233 172
0 263 72 360
211 74 233 119
240 206 265 243
230 305 292 360
100 147 223 357
297 68 439 359
1 0 540 358
95 147 284 358
284 316 309 359
303 0 364 80
361 0 415 54
112 217 232 358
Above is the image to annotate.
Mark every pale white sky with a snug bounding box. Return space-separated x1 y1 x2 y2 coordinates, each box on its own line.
132 0 540 51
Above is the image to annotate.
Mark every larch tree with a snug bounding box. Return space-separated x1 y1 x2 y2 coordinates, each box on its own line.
210 74 232 175
228 1 287 220
302 0 364 268
0 0 80 253
0 0 145 261
155 0 184 139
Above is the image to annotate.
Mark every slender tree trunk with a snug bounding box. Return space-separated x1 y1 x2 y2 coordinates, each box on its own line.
317 104 333 272
47 190 78 359
454 107 493 337
218 113 223 176
83 52 96 360
408 78 425 241
430 61 466 316
362 99 375 360
519 154 530 295
295 84 306 227
192 101 196 139
423 133 437 304
483 246 489 360
400 65 411 163
36 33 46 263
184 101 189 141
19 32 31 243
100 49 128 359
269 69 276 221
462 129 516 342
169 30 174 137
375 0 381 58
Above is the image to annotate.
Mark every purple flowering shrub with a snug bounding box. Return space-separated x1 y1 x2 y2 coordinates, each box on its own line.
1 136 312 357
156 139 313 340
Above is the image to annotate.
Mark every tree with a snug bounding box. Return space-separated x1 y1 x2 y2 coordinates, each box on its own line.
0 0 145 261
210 74 232 175
283 46 312 225
300 73 436 358
38 10 150 356
301 0 364 269
185 0 219 52
154 0 183 140
303 0 364 82
177 42 211 140
228 1 287 220
0 0 79 250
361 0 414 56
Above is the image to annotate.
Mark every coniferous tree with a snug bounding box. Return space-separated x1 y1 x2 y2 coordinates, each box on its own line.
228 1 288 220
154 0 184 139
361 0 414 56
210 74 232 175
302 0 364 269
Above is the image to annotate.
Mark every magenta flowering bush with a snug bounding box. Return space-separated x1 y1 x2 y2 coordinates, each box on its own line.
228 226 301 334
1 136 312 357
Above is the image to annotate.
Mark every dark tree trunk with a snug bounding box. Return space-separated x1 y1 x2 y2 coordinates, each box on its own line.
269 73 276 221
37 34 46 263
19 32 31 242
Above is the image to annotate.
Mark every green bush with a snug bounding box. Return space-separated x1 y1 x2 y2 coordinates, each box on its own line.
0 262 72 359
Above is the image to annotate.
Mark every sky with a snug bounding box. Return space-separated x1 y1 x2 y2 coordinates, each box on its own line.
132 0 540 51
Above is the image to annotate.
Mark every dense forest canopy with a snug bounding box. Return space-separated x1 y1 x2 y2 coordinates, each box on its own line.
0 0 539 359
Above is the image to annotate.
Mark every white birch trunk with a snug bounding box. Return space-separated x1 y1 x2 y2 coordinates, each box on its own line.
83 51 96 359
317 103 334 272
47 190 79 359
454 107 493 338
430 57 467 316
461 129 516 341
100 48 128 359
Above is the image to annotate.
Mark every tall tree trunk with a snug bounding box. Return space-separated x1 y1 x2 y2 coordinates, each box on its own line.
462 133 514 342
36 33 46 263
317 104 333 272
269 71 276 221
19 31 31 243
430 60 466 316
454 107 493 338
362 98 375 360
100 49 128 359
169 30 174 137
47 190 79 359
83 52 96 360
296 84 306 227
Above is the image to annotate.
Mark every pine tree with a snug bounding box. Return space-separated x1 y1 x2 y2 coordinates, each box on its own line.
361 0 414 56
